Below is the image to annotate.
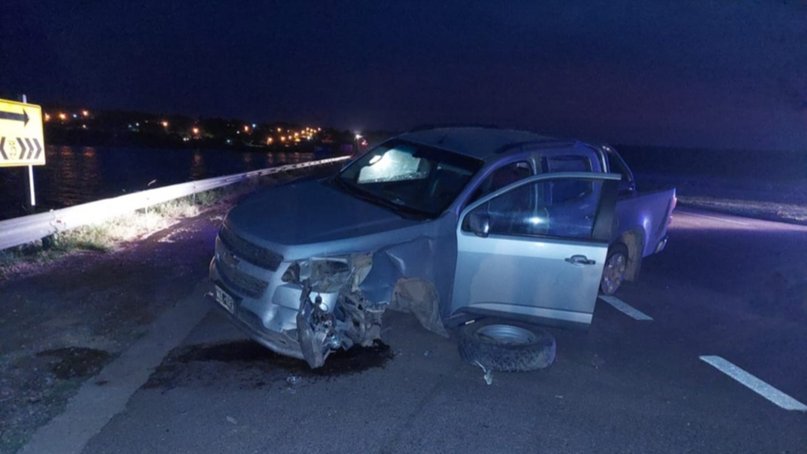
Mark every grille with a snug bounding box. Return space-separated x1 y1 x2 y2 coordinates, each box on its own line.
218 225 283 271
217 258 268 298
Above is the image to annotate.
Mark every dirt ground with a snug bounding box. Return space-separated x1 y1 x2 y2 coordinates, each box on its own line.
0 206 222 452
0 166 339 453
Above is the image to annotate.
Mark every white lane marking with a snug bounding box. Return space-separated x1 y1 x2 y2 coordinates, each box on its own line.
598 295 653 321
684 212 751 226
700 355 807 412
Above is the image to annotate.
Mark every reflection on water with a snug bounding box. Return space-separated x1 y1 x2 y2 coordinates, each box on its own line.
190 150 205 181
0 146 317 220
45 146 102 207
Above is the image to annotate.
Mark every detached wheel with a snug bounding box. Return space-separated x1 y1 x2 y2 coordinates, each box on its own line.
457 319 556 372
600 243 629 295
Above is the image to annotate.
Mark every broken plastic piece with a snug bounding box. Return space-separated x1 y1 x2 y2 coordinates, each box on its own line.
473 360 493 385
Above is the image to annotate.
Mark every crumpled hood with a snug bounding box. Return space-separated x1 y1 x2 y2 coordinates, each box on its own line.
225 179 419 246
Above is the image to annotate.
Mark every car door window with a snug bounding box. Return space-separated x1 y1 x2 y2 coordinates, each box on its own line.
470 161 532 202
463 177 605 241
541 155 593 202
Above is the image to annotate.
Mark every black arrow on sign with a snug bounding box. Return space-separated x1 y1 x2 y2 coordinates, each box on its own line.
0 137 7 160
25 138 35 159
17 138 27 159
0 110 29 126
32 138 43 159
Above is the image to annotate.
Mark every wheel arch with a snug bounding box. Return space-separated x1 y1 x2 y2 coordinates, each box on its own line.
616 229 644 281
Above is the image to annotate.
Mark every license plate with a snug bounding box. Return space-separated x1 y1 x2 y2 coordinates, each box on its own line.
214 285 235 313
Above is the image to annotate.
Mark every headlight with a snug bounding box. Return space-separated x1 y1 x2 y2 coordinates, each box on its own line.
280 254 372 293
281 262 300 283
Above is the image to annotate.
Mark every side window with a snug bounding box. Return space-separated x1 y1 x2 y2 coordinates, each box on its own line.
543 155 593 204
463 178 605 241
471 161 532 202
544 155 591 173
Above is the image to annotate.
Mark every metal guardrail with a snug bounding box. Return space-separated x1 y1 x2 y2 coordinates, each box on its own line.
0 155 351 251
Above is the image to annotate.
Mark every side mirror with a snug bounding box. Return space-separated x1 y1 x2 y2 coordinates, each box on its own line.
467 212 491 238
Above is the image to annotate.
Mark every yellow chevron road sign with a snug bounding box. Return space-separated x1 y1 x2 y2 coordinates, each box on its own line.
0 98 45 167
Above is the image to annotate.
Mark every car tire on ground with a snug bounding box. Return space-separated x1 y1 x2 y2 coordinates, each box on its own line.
457 319 556 372
600 242 629 295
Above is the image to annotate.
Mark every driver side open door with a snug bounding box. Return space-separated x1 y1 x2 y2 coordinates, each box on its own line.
449 172 621 328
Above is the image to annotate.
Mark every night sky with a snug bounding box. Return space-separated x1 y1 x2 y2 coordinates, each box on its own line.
1 1 805 151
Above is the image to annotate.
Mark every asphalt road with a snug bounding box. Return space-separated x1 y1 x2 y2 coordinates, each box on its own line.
28 208 807 453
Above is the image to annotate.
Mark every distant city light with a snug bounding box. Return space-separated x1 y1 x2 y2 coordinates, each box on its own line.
355 133 363 140
41 109 339 151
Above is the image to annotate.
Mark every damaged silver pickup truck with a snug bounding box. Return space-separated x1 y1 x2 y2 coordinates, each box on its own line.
209 127 676 369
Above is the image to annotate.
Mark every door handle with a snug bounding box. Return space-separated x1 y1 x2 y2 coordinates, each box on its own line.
565 255 596 265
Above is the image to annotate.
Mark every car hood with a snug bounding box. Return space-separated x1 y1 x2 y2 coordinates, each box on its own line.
225 179 421 246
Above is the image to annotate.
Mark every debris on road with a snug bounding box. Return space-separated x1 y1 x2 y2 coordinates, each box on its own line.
473 360 494 385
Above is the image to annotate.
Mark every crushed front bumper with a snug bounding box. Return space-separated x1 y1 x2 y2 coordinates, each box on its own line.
209 255 307 360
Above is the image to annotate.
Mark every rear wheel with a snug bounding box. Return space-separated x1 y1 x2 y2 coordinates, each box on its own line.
600 243 629 295
457 319 556 372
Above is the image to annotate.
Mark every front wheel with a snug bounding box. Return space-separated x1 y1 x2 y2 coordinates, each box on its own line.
600 243 629 295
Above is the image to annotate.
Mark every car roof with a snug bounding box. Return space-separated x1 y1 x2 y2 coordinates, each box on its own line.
395 127 571 161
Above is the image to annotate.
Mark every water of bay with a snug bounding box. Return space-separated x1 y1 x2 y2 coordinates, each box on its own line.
0 146 319 220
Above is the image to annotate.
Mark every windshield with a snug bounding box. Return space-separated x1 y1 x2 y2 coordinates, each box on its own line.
336 140 483 218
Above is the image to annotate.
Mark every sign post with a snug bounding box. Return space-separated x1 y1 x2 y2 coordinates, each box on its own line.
0 95 45 211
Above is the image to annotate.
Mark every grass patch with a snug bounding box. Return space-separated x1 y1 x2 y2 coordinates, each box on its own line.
0 186 233 279
0 164 334 279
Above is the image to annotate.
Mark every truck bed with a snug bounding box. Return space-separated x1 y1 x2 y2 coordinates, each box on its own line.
614 188 677 257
